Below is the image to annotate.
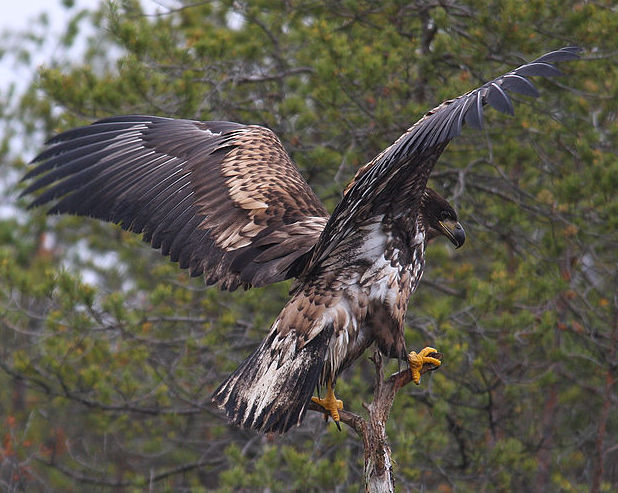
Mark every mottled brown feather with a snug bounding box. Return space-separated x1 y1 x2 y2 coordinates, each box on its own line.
23 116 329 290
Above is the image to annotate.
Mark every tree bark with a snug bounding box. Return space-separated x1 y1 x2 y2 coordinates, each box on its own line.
309 350 442 492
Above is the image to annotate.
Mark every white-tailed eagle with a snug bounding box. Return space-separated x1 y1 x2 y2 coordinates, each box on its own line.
22 47 579 433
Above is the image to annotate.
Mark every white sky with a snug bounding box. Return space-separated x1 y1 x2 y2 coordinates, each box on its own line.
2 0 69 31
0 0 166 95
0 0 78 92
0 1 168 281
0 0 163 213
0 0 166 34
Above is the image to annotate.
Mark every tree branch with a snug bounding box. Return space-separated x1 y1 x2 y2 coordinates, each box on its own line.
309 350 442 492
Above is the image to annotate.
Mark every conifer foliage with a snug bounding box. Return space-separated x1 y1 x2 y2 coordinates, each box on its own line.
0 1 616 491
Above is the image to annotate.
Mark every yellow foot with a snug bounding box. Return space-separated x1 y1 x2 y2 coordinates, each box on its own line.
408 347 442 385
311 382 344 430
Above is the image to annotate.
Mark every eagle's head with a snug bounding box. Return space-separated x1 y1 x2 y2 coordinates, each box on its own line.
421 188 465 249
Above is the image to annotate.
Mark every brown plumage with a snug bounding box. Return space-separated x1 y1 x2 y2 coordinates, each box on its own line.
23 119 331 290
22 47 579 433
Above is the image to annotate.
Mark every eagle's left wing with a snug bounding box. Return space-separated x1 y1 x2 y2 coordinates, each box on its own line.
305 47 580 270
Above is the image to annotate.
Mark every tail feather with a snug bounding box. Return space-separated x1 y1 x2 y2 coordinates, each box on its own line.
212 325 333 433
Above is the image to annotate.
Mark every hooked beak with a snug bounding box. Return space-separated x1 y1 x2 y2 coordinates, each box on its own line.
438 219 465 249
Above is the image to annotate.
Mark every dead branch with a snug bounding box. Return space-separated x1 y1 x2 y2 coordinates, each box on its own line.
309 350 442 492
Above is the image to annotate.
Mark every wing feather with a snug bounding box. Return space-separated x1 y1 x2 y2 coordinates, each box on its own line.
22 115 329 289
307 47 579 272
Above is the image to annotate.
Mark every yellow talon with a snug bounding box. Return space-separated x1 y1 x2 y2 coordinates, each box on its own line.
408 346 442 385
311 382 344 430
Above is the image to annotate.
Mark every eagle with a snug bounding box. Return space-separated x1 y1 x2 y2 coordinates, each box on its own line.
21 47 579 433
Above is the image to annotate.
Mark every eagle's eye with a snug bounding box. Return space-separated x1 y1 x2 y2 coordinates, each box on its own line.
439 210 452 220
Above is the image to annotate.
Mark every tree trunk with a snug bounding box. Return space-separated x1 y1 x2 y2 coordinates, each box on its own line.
363 403 395 493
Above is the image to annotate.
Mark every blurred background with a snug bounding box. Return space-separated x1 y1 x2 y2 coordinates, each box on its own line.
0 1 616 491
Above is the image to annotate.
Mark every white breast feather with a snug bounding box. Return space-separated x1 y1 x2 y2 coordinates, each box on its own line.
321 297 361 380
358 218 386 258
356 221 402 308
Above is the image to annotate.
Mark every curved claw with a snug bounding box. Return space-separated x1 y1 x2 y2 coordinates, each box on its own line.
408 346 442 385
311 382 343 429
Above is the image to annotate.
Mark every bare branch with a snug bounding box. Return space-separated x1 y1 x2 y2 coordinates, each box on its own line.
309 350 442 491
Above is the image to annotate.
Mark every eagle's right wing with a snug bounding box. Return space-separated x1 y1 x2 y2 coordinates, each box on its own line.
22 116 329 290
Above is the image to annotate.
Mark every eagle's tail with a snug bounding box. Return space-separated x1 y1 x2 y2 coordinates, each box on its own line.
212 325 333 433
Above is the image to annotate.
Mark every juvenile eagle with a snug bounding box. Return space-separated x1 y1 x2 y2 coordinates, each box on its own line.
22 47 579 433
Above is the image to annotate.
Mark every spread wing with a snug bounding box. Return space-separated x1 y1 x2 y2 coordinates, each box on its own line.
22 115 329 290
306 47 580 270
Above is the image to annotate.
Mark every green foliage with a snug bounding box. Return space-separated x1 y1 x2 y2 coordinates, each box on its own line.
0 0 616 491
